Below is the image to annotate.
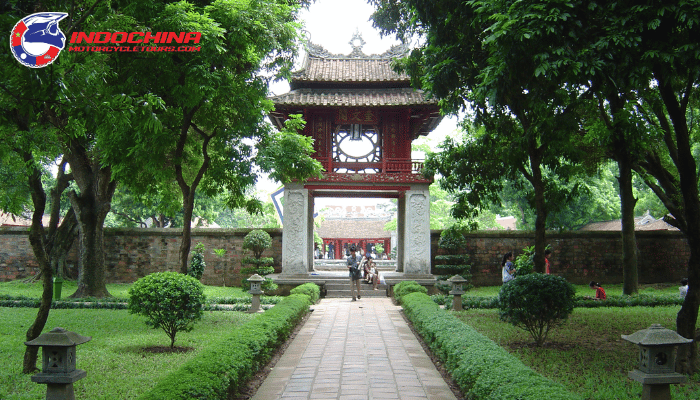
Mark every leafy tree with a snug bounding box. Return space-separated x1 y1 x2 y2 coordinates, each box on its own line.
215 199 281 229
476 0 700 372
128 272 205 348
0 136 78 373
499 273 576 347
373 1 590 274
1 0 166 299
102 1 323 274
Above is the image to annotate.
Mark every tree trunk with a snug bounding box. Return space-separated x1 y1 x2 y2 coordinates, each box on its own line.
22 159 52 374
70 189 113 298
21 156 77 373
677 247 700 374
179 192 194 274
527 143 547 273
654 72 700 374
617 157 639 295
64 139 116 298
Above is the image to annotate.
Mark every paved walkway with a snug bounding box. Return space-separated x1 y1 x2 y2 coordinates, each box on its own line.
252 297 458 400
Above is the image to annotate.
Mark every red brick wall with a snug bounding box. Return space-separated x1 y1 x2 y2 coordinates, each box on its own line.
0 227 282 286
431 230 690 286
1 227 689 287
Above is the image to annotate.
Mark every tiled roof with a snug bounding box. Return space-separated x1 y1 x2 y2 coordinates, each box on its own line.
270 87 436 107
579 215 678 231
292 58 408 84
317 219 391 239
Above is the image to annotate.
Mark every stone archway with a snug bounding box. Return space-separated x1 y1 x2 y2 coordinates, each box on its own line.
278 182 432 279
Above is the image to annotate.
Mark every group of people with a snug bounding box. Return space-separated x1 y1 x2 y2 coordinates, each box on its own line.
346 245 381 301
501 249 607 300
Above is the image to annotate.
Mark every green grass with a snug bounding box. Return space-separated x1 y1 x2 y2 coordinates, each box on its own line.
0 308 255 400
454 306 700 400
0 280 249 300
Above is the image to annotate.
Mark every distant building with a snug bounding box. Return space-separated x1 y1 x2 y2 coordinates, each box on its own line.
0 212 51 227
579 211 678 231
495 216 517 230
316 205 392 259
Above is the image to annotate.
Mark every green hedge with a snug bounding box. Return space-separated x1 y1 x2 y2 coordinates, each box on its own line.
399 292 582 400
289 283 320 303
430 294 683 310
136 293 312 400
393 280 427 300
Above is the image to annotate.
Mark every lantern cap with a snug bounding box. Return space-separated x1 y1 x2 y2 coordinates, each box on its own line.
448 275 468 284
25 327 91 347
621 324 693 346
248 274 264 282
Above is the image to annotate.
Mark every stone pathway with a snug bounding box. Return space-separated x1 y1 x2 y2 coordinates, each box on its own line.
252 297 458 400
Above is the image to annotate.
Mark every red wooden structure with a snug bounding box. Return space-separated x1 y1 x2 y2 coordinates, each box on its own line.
269 34 443 275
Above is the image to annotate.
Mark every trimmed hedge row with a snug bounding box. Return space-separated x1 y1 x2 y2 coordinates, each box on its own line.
399 291 582 400
137 292 312 400
0 295 282 310
431 294 683 310
289 282 321 303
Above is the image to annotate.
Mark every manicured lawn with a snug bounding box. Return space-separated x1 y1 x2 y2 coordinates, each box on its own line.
455 305 700 400
0 307 255 400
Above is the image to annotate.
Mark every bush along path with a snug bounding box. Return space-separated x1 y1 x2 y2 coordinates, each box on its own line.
397 290 583 400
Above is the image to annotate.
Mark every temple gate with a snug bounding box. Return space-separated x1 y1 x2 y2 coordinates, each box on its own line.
268 34 443 282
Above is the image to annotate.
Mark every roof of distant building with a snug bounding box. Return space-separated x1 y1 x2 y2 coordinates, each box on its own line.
0 212 51 227
317 218 391 239
579 212 678 231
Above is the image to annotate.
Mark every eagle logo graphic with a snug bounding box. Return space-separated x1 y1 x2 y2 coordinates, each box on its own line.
10 12 68 68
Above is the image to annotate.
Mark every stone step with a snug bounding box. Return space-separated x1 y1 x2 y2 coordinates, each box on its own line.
324 278 388 298
324 285 389 298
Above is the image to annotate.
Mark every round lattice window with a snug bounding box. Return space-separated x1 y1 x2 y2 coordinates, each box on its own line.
332 124 381 164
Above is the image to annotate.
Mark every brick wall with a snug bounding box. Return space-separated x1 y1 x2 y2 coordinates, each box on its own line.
1 227 689 287
0 227 283 286
431 230 690 286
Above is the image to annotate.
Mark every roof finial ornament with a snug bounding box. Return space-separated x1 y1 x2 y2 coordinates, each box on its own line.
348 28 366 58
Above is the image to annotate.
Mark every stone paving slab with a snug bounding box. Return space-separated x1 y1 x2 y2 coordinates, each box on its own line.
252 298 457 400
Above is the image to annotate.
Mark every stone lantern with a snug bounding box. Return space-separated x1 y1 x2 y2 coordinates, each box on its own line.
621 324 692 400
247 273 265 313
25 327 92 400
448 275 468 311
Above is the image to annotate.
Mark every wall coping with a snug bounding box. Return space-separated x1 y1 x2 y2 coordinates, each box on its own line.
430 229 685 239
0 226 283 237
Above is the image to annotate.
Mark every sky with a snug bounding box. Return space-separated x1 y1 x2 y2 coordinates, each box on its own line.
261 0 460 206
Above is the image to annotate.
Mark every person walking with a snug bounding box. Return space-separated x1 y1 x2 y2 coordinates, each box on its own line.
347 245 362 301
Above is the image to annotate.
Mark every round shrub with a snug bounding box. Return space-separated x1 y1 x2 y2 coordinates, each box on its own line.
187 242 206 280
128 272 206 348
242 229 272 259
438 225 467 253
498 273 575 346
394 281 428 302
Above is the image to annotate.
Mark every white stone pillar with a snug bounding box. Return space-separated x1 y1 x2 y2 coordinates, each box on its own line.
281 184 312 276
402 187 431 275
396 195 406 272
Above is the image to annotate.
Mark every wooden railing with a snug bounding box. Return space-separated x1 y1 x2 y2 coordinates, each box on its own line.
315 157 424 174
